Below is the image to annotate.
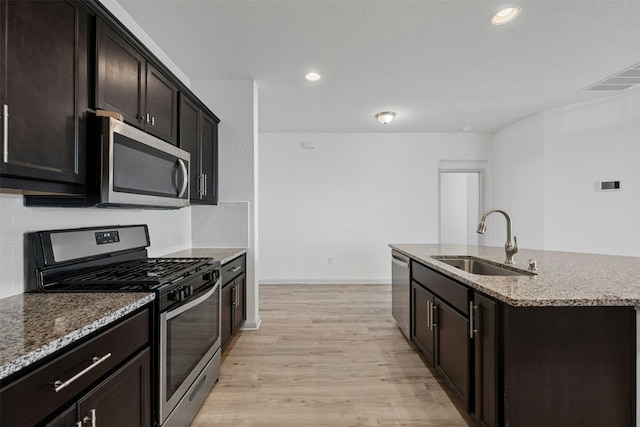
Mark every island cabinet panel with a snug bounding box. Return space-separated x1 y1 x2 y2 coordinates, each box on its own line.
411 260 471 409
0 0 88 193
434 297 470 410
411 281 435 363
502 305 635 427
472 292 499 427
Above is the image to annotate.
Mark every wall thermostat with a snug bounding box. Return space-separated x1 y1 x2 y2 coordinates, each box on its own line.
599 180 621 191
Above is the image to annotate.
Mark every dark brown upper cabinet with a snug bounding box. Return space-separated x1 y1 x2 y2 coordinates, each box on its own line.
0 0 88 194
179 93 218 204
96 19 178 145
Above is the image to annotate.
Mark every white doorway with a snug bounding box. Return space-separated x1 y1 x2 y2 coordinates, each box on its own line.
439 170 483 245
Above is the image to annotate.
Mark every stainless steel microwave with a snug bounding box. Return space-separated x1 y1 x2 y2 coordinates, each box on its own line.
97 117 190 208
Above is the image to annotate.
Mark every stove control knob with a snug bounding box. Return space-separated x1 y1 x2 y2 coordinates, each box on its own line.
168 290 180 301
203 272 213 281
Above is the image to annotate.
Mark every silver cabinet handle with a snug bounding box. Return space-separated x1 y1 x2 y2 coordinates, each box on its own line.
431 304 437 329
176 159 188 198
2 104 8 163
426 300 431 329
54 354 112 393
235 284 240 308
82 408 96 426
203 173 207 196
151 116 155 126
469 301 478 339
232 284 237 307
146 113 151 123
229 266 241 273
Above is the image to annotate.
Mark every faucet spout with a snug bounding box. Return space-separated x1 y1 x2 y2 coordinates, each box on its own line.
476 208 518 264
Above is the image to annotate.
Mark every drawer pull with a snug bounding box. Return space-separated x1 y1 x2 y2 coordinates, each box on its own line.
54 353 112 393
82 408 96 426
229 266 241 273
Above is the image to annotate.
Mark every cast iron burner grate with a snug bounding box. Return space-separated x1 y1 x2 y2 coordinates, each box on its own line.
59 258 205 287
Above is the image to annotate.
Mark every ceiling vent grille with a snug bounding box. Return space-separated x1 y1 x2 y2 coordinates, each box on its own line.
585 62 640 91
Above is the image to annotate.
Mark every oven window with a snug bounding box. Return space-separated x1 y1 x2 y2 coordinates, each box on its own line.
166 287 220 397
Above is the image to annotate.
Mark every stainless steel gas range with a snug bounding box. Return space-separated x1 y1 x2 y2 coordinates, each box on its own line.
26 224 221 427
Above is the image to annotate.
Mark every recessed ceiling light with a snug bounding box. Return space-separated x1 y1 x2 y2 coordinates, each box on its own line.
491 7 520 25
375 111 396 124
305 72 321 82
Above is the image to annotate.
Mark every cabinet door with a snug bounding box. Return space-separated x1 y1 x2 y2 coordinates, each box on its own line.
44 405 77 427
233 274 246 331
179 94 201 200
145 63 178 145
434 298 470 409
0 0 87 190
473 292 498 427
199 112 218 204
221 282 235 351
96 19 144 128
77 348 150 427
411 281 435 363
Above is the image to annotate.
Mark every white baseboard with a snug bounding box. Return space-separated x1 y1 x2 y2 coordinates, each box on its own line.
239 319 262 331
259 280 390 285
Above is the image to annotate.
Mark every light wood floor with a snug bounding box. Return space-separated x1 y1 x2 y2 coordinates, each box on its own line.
191 284 472 426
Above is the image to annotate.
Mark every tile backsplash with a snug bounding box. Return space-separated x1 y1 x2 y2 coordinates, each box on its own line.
191 202 249 248
0 193 192 299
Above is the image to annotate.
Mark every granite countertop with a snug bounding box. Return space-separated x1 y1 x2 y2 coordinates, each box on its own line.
0 292 155 381
390 244 640 307
163 247 247 265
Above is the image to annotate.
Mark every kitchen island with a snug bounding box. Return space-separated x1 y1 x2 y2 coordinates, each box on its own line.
390 244 640 427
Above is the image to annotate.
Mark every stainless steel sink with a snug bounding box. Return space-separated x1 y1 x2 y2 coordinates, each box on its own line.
432 256 534 276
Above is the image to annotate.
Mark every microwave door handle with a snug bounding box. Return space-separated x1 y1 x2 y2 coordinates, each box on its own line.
176 159 188 198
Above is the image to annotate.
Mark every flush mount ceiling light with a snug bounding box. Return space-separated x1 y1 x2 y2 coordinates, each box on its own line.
305 72 321 82
491 7 520 25
375 111 396 124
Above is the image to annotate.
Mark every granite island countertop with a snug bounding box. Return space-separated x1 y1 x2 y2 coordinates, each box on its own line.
390 244 640 307
163 247 246 264
0 292 155 381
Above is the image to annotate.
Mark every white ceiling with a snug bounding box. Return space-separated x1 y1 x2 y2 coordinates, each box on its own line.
117 0 640 133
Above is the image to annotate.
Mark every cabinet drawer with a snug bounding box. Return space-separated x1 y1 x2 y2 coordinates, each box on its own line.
412 261 469 315
222 254 245 285
0 308 149 426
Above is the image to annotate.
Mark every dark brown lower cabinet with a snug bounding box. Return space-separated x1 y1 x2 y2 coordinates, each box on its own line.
472 292 498 427
0 308 151 426
46 348 150 427
411 281 435 363
409 260 635 427
434 297 470 410
221 254 247 351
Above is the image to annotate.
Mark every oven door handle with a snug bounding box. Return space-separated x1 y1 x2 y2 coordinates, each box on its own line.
166 278 220 321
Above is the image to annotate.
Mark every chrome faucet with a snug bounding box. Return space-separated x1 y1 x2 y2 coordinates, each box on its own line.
476 208 518 264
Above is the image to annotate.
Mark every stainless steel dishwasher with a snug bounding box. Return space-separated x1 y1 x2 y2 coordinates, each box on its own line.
391 250 410 338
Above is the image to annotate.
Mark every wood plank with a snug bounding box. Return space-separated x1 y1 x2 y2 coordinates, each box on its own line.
191 284 471 426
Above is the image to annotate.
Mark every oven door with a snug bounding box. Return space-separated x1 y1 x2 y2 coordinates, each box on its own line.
159 277 221 424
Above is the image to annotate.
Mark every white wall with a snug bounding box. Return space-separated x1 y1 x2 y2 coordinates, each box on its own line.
492 113 545 249
259 132 493 284
189 80 261 330
493 91 640 256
